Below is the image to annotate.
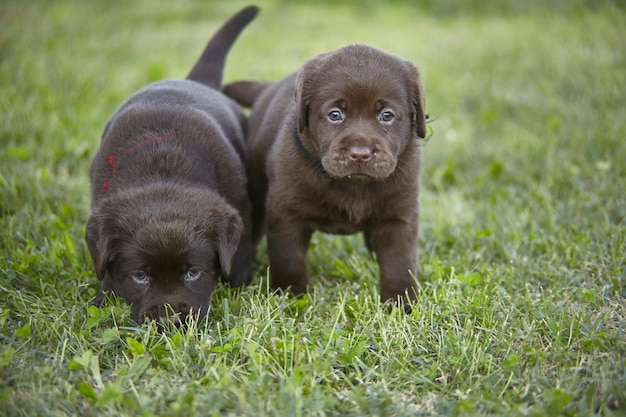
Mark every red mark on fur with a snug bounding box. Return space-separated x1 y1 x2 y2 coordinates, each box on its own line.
102 137 169 191
102 156 117 191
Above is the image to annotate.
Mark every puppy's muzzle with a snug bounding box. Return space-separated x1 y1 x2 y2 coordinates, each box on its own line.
324 140 394 182
143 303 202 325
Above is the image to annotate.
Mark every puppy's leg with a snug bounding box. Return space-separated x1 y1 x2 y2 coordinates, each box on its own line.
367 220 419 305
265 215 312 296
363 229 373 253
248 172 267 248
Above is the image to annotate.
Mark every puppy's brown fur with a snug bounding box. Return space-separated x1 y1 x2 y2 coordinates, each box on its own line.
86 6 258 323
224 44 426 306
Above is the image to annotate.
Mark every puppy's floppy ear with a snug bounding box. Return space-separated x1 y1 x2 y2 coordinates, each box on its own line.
295 68 312 134
296 53 333 134
201 204 244 277
86 212 118 306
405 62 427 139
85 213 114 281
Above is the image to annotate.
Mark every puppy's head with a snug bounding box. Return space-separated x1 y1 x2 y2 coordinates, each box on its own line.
86 185 243 324
295 44 426 182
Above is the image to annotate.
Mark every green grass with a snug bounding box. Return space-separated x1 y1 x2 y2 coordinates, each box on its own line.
1 0 625 415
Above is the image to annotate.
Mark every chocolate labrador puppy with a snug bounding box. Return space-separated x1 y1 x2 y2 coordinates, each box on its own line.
86 6 258 323
224 44 427 307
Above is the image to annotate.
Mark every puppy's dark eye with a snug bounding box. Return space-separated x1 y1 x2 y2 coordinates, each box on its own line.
131 271 149 285
379 110 395 124
327 109 344 123
185 268 202 282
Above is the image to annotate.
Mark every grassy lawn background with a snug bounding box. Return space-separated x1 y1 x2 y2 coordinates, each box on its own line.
1 0 624 415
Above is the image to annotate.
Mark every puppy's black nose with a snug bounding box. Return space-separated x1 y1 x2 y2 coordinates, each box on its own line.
348 146 373 162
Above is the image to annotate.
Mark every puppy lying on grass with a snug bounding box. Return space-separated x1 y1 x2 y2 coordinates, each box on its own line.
86 6 258 324
224 43 427 309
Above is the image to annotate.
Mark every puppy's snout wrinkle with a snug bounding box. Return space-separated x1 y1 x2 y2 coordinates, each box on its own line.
348 146 373 162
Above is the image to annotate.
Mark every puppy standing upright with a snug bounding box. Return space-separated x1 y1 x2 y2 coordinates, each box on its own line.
225 43 427 307
86 6 258 323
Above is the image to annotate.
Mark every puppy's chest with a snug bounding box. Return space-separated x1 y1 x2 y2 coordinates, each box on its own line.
304 188 386 234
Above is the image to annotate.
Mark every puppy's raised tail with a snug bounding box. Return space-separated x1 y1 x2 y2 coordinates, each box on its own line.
187 5 259 89
223 81 270 108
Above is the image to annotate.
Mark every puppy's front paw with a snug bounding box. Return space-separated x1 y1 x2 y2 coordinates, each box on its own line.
383 295 416 314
